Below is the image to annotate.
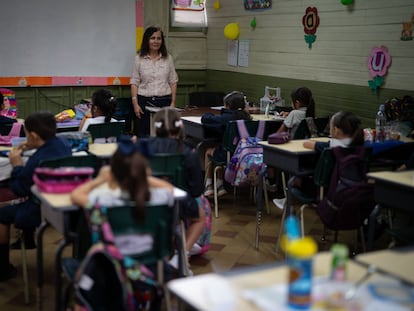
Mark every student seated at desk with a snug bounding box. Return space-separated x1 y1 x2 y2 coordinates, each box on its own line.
79 89 119 133
0 112 72 281
71 139 174 213
201 91 251 197
148 108 211 262
273 111 364 210
267 87 316 191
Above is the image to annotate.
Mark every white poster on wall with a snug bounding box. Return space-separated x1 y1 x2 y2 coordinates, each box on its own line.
238 39 249 67
227 40 238 67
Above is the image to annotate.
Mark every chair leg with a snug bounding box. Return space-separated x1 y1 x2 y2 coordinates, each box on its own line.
262 176 270 215
20 230 30 304
300 204 306 238
213 166 220 218
255 210 262 250
275 200 288 252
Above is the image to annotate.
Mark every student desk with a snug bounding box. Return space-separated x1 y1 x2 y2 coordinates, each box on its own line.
32 185 186 311
56 119 82 132
256 138 329 250
366 170 414 250
168 249 413 311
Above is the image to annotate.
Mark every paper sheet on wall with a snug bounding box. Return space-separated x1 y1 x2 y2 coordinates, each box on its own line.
227 40 238 67
238 39 249 67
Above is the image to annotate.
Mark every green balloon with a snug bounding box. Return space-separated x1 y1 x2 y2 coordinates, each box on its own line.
250 17 256 28
341 0 353 5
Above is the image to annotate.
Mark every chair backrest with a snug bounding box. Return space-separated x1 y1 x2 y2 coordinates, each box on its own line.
113 98 133 134
87 122 125 142
149 153 186 190
313 148 336 199
188 91 225 107
39 154 100 177
293 117 330 140
0 122 25 137
222 120 279 154
106 202 174 264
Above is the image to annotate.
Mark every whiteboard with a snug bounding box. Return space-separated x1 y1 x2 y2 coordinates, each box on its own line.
0 0 136 77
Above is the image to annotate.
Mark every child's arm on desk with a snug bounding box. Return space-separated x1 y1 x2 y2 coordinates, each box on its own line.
303 140 316 150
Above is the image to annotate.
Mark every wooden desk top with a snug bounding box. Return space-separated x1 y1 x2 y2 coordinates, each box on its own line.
367 170 414 188
260 137 329 154
88 143 117 158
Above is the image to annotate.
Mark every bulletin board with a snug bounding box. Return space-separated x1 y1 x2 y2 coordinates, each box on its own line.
0 0 136 86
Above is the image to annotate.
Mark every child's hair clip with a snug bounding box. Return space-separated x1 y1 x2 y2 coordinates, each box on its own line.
174 120 183 128
154 121 163 128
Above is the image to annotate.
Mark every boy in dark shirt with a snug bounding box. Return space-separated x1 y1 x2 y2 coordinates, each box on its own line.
0 112 72 281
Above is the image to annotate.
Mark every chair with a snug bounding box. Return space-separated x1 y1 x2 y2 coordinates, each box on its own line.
188 91 225 108
113 98 133 134
87 121 125 143
293 117 330 140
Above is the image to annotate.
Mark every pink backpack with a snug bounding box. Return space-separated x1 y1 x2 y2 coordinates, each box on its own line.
224 120 266 187
0 122 23 146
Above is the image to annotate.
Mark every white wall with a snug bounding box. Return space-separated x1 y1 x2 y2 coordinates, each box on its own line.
167 0 414 91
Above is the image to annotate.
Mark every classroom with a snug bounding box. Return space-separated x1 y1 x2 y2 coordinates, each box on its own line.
1 0 414 310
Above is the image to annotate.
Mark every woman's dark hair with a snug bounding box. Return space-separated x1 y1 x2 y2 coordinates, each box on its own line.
0 92 3 109
91 89 117 122
24 111 56 140
139 26 168 58
223 91 251 120
110 149 151 219
153 108 184 152
291 87 315 118
331 111 364 146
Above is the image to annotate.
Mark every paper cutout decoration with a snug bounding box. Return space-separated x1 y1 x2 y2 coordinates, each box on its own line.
302 7 320 49
341 0 353 5
367 46 391 94
250 17 257 29
213 0 221 10
244 0 272 10
224 23 240 40
400 14 414 41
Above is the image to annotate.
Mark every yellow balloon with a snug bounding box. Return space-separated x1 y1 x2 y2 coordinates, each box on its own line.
224 23 240 40
213 0 221 10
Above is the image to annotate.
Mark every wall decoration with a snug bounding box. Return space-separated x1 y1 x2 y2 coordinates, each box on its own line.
244 0 271 11
367 46 391 94
302 7 320 49
224 23 240 40
400 13 414 41
214 0 221 10
341 0 353 5
250 17 257 29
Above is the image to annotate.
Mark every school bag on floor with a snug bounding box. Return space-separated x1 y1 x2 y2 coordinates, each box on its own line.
317 146 375 230
72 203 163 311
224 120 266 187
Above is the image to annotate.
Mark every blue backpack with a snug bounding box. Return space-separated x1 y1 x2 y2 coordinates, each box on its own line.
224 120 266 187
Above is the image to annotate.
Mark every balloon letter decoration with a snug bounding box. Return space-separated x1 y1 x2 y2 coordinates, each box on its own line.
302 7 320 49
367 46 391 94
224 23 240 40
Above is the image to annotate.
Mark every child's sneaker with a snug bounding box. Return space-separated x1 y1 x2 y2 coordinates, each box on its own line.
217 185 227 197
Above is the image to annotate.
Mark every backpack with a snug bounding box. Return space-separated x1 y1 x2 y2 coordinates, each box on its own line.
224 120 266 187
73 203 163 311
317 146 375 231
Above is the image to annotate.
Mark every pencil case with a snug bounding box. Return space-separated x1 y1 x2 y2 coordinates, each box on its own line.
34 167 94 193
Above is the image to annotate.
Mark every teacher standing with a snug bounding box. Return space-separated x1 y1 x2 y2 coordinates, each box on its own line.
130 26 179 137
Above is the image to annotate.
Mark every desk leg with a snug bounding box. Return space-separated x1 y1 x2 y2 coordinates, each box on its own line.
37 220 50 311
55 239 71 311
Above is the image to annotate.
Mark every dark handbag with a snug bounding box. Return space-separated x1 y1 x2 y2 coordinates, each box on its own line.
267 131 291 144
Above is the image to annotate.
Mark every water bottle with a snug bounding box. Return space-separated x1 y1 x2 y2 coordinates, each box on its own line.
375 104 386 142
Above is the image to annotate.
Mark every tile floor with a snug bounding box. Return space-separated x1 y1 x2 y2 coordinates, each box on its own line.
0 190 392 310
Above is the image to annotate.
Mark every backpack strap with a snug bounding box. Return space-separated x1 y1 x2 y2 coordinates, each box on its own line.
255 120 265 140
236 120 250 139
8 122 22 137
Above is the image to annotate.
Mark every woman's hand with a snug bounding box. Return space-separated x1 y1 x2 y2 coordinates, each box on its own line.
132 101 144 118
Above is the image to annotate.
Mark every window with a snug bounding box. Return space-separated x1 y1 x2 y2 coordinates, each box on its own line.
171 0 208 28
